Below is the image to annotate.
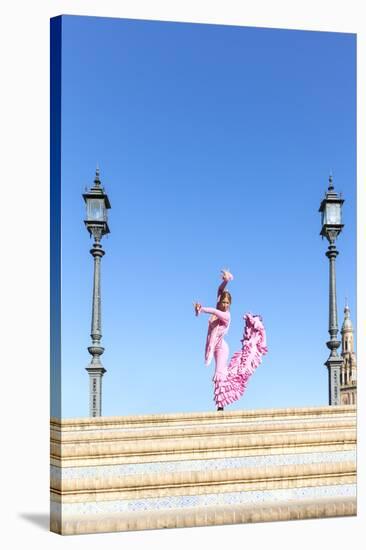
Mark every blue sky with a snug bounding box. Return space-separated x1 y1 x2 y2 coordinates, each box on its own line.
56 16 356 418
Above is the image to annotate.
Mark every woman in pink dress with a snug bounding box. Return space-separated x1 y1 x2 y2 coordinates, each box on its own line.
194 270 233 411
194 270 268 411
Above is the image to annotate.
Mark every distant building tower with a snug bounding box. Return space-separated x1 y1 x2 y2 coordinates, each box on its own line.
340 302 357 405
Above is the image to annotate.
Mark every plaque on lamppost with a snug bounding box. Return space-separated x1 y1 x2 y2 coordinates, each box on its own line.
83 168 111 417
319 175 344 406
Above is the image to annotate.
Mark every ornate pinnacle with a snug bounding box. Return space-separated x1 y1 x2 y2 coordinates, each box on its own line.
328 173 334 192
94 166 101 187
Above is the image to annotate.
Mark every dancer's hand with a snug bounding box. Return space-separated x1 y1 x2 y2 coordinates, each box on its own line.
221 269 234 281
193 302 202 316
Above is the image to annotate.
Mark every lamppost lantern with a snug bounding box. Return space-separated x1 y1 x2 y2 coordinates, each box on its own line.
319 175 344 242
319 174 344 406
83 167 111 417
83 168 111 239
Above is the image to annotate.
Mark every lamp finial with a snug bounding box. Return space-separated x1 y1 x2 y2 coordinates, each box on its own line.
94 165 101 187
328 173 334 191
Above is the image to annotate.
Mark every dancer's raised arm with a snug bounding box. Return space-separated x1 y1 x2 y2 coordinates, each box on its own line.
217 270 233 302
217 280 228 300
194 270 233 319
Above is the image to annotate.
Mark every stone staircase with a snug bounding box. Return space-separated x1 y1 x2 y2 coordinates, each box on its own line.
50 405 356 535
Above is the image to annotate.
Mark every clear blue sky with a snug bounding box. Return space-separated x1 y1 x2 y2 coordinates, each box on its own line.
56 15 356 418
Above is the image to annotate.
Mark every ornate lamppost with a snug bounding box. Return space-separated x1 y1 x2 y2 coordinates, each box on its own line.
319 175 344 406
83 168 111 417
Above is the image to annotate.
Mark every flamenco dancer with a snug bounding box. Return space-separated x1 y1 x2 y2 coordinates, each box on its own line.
194 270 267 411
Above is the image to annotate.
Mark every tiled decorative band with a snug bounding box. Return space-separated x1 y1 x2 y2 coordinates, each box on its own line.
51 483 356 516
51 450 356 480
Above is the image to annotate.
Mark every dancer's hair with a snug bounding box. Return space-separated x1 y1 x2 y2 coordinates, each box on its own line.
219 290 232 305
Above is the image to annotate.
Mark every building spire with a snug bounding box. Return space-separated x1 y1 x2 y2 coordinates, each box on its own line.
342 299 353 332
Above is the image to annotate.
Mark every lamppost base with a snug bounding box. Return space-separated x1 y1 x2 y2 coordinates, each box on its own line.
86 366 107 417
325 356 343 406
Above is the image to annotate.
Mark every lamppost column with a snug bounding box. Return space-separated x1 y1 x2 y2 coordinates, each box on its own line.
90 235 105 350
326 240 340 355
325 236 343 407
86 232 106 417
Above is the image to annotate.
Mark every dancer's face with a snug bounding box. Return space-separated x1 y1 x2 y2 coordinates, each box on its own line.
218 298 230 312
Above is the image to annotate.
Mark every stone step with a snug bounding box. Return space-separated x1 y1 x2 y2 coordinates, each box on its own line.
51 496 356 535
51 460 355 499
50 418 356 444
51 405 356 433
51 428 355 467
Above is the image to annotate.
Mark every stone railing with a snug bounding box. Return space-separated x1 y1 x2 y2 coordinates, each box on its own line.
50 405 356 535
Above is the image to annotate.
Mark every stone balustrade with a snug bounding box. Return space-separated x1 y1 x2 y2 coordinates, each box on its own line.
50 405 356 535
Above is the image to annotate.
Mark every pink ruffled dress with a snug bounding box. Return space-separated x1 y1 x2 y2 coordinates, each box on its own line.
198 277 267 409
214 313 268 408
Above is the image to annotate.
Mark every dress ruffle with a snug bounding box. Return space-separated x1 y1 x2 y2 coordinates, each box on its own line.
213 313 268 408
